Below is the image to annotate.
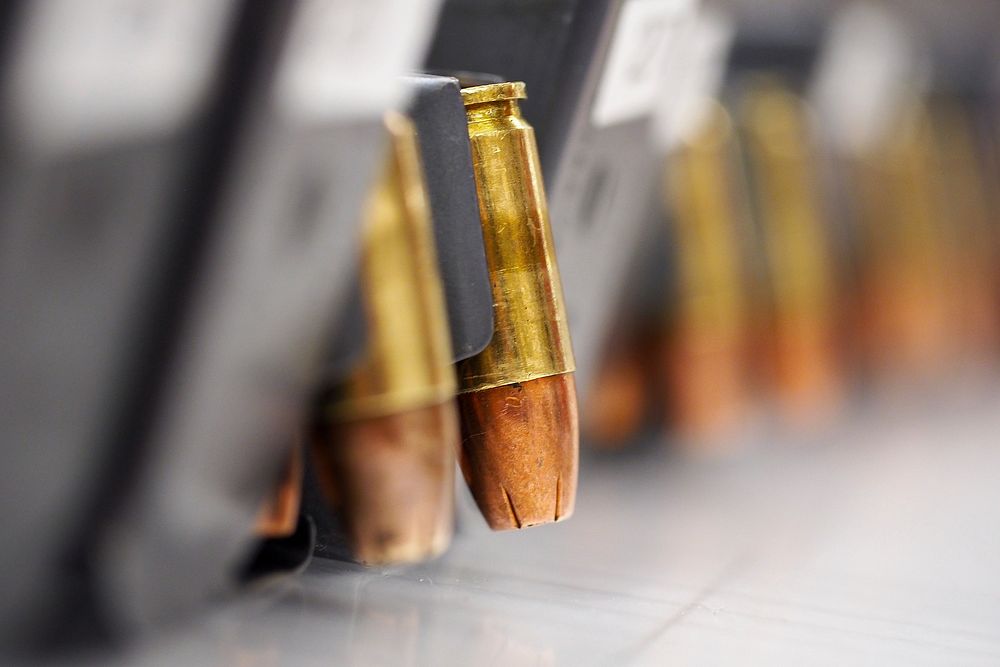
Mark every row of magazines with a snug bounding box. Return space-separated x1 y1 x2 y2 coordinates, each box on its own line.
1 0 999 657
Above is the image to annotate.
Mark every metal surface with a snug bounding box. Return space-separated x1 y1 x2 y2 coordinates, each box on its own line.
111 378 1000 665
457 82 576 393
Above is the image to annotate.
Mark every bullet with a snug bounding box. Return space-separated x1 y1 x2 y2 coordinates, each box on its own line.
312 113 457 565
930 102 1000 359
852 101 952 378
583 326 653 449
457 82 578 530
740 80 841 425
254 441 304 538
662 102 749 447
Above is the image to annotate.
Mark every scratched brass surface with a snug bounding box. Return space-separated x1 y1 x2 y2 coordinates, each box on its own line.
328 113 456 420
456 82 575 393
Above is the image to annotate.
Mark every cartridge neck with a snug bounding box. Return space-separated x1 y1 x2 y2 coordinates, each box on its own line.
461 81 527 124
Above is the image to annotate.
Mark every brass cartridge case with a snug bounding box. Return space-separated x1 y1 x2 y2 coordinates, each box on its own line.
671 104 746 340
741 81 841 422
312 112 457 565
456 82 578 530
326 115 457 420
457 82 576 392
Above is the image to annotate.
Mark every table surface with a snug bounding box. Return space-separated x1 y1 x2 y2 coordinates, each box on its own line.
119 377 1000 666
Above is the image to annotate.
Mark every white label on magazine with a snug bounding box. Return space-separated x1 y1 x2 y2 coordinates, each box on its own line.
653 4 735 149
809 2 929 155
10 0 235 153
591 0 694 127
275 0 441 123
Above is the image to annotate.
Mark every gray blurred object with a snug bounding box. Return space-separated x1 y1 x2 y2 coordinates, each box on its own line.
0 0 445 651
719 0 1000 93
90 0 444 641
885 0 1000 96
718 0 829 42
0 0 242 648
108 381 1000 666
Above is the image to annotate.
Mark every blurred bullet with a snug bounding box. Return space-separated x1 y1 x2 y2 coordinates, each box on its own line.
662 102 750 447
583 326 653 449
931 101 1000 360
457 82 578 530
312 113 457 565
853 101 953 379
741 80 842 425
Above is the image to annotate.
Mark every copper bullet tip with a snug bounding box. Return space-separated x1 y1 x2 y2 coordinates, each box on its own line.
254 443 304 539
458 373 578 531
312 401 457 566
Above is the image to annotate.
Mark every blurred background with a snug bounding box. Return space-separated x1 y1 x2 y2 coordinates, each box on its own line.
1 0 999 664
